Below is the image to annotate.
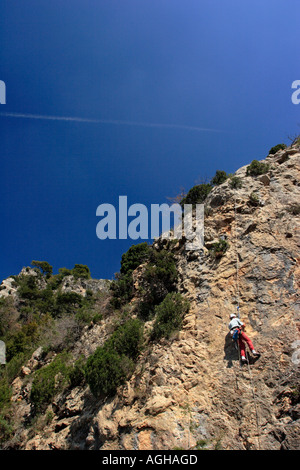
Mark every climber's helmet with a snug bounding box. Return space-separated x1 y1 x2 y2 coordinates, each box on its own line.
230 314 236 319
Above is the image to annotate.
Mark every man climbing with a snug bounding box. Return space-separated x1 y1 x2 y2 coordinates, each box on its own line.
228 314 260 364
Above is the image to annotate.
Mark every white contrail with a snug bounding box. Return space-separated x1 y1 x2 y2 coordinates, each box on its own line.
0 112 222 133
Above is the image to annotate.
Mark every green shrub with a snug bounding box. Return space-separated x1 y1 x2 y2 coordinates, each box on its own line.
269 143 287 155
291 384 300 405
196 439 208 449
56 291 83 308
211 170 228 186
85 318 144 398
5 322 39 362
120 242 151 276
110 244 177 312
68 356 86 388
46 267 74 291
30 352 71 413
145 249 177 296
180 184 212 208
54 292 83 317
0 378 11 409
229 176 243 189
246 160 269 176
249 192 260 206
75 307 102 325
108 318 143 360
59 267 72 277
138 249 178 319
31 260 53 277
5 352 27 382
209 239 229 259
72 290 99 324
34 286 56 315
17 275 40 301
0 297 16 337
71 264 91 280
47 273 67 290
46 264 90 287
85 347 132 398
0 413 13 443
151 292 190 340
110 243 152 309
17 277 59 317
110 272 134 309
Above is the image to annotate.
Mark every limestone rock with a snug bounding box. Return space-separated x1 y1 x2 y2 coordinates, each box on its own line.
60 275 110 296
0 277 18 298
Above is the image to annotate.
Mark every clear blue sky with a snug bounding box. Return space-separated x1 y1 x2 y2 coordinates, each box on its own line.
0 0 299 281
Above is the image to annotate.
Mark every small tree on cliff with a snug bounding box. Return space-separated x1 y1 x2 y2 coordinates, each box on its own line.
31 260 53 278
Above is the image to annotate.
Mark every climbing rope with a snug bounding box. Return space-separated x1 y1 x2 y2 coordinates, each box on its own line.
233 192 262 449
245 351 262 450
233 338 261 449
234 193 240 318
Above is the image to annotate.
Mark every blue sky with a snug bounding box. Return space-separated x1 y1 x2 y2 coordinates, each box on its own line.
0 0 300 281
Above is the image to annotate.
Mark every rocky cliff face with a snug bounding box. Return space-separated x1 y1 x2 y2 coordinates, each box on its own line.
1 142 300 450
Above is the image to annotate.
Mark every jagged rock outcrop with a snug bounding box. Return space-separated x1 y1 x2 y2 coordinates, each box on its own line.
0 277 18 298
0 268 44 299
2 142 300 450
59 275 110 296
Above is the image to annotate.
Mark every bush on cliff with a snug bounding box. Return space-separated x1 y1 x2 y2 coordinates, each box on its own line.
137 248 178 320
30 351 71 414
246 159 269 176
151 292 190 340
211 170 228 186
85 347 130 398
85 318 143 397
110 242 151 309
120 242 151 276
180 183 212 208
208 238 229 259
110 243 177 312
268 143 287 155
229 175 243 189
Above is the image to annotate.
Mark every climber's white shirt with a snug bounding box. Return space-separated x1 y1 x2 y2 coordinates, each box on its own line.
228 317 244 330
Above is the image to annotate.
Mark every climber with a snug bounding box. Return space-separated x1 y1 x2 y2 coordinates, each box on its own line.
229 314 261 364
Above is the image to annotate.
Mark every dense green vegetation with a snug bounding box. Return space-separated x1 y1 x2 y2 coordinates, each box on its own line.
180 183 212 208
138 247 178 320
0 245 189 435
31 260 53 277
0 260 98 398
268 143 287 155
110 242 151 309
0 261 104 438
85 318 143 397
151 293 190 340
246 159 269 176
30 351 71 413
110 242 178 317
211 170 228 186
120 242 151 276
